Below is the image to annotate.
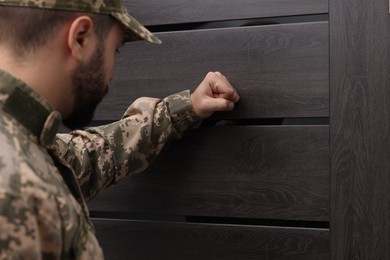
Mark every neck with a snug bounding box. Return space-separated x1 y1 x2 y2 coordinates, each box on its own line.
0 45 74 117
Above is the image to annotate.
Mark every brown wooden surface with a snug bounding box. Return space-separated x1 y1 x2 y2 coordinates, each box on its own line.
88 126 329 221
124 0 328 26
330 0 390 259
95 22 329 120
92 219 330 260
88 2 331 258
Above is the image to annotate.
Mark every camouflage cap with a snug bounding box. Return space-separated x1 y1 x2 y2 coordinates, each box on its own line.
0 0 161 44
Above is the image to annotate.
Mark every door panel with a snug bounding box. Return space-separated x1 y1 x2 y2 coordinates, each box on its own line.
124 0 328 25
93 219 330 259
330 0 390 258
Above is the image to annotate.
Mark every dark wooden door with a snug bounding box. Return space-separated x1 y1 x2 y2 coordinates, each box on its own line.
82 0 390 258
89 0 330 259
330 0 390 259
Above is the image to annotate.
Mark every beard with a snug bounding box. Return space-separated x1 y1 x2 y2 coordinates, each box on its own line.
62 42 108 130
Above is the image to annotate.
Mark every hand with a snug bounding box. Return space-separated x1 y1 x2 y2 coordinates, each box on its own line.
191 72 240 118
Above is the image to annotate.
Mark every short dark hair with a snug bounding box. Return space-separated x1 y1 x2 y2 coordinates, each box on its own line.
0 6 116 57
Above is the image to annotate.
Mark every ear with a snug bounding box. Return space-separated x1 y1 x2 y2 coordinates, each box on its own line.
67 16 96 62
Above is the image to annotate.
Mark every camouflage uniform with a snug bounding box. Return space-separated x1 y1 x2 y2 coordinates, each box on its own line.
0 0 194 259
0 68 200 259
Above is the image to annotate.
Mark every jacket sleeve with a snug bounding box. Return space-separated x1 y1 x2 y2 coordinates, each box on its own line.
53 90 201 201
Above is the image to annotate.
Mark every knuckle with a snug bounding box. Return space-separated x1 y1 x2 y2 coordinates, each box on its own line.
206 71 216 78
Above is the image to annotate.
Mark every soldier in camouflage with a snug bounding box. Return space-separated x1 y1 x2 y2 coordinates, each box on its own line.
0 0 240 259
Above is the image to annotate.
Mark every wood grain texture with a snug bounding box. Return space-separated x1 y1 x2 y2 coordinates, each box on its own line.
330 0 390 259
95 22 329 120
92 219 329 260
88 126 329 221
124 0 328 26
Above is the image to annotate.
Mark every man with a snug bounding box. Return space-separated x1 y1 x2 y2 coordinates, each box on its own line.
0 0 240 259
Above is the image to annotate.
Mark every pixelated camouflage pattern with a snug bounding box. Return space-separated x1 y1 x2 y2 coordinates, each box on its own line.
0 69 200 258
55 90 200 201
0 0 161 44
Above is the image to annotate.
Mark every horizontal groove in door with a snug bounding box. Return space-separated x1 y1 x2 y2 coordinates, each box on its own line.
96 22 329 120
88 126 329 221
147 14 329 33
202 117 330 126
90 211 329 229
87 118 330 130
186 216 329 229
92 219 330 259
124 0 328 26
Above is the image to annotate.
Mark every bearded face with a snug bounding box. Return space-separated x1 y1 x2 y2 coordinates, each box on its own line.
62 42 108 130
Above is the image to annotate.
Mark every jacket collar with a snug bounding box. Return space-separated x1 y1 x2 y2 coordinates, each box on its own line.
0 69 61 147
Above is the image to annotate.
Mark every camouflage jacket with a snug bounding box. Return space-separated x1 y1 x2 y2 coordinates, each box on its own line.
0 69 201 259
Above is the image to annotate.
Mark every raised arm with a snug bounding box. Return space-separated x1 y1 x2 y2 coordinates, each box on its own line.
53 72 239 201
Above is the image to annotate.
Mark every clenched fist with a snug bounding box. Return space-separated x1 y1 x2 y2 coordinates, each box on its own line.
191 72 240 118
